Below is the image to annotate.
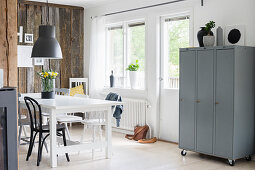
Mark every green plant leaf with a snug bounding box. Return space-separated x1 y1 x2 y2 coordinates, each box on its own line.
126 60 140 71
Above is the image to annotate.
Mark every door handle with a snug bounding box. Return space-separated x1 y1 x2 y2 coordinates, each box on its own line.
196 100 200 103
180 98 183 102
215 102 219 105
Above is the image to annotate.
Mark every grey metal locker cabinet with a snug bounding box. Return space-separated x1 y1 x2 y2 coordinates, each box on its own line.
179 46 255 166
179 50 196 151
232 47 255 160
215 49 234 158
196 50 214 154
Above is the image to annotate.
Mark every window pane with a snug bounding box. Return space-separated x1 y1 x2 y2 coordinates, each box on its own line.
106 26 124 87
164 17 189 89
127 22 145 89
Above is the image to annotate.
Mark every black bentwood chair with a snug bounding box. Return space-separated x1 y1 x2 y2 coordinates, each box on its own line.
24 96 70 166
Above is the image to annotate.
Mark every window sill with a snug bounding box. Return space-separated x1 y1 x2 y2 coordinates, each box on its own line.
162 88 179 91
101 87 147 98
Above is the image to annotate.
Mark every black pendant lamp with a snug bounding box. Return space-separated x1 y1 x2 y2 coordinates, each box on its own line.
31 0 62 59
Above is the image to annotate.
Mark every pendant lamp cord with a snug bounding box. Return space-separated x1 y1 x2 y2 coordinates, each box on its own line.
46 0 49 24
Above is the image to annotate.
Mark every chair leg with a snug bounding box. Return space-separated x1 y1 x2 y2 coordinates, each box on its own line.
30 131 38 153
26 131 38 161
62 130 70 162
99 125 103 152
26 131 34 161
64 123 71 140
23 126 28 138
41 134 48 153
39 134 50 162
92 126 95 160
80 124 87 143
37 132 42 166
18 125 22 146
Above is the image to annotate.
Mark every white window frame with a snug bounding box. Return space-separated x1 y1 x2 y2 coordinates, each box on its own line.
160 11 193 90
105 19 146 89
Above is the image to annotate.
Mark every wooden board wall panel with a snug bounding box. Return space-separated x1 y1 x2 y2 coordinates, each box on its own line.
17 2 84 92
49 7 61 88
17 4 27 46
26 5 35 93
7 0 18 87
41 5 50 72
20 1 84 10
59 8 72 88
17 3 27 93
71 9 84 78
18 68 26 93
80 9 84 78
33 5 42 93
0 0 17 87
0 0 8 86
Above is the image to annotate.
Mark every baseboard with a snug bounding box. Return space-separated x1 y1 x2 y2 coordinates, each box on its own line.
158 139 178 145
112 127 134 135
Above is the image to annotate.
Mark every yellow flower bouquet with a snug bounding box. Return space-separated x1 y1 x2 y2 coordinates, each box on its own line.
37 70 59 99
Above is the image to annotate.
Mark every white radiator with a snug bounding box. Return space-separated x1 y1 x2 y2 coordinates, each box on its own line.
112 98 148 134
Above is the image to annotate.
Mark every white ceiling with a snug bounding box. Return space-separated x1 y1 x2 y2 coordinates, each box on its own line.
28 0 121 8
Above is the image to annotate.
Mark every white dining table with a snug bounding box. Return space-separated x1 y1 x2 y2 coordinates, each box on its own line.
19 93 122 168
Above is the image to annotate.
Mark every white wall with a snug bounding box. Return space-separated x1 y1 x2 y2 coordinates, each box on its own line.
84 0 255 141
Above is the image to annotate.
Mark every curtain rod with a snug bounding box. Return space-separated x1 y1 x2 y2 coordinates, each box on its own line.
91 0 204 19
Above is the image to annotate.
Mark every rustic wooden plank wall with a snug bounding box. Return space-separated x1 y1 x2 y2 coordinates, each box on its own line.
17 2 84 93
0 0 18 87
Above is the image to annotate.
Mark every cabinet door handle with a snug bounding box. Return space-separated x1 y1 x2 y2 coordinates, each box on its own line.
215 102 219 104
180 99 183 102
196 100 200 103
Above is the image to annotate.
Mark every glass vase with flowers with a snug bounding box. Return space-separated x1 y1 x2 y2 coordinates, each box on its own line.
37 70 58 99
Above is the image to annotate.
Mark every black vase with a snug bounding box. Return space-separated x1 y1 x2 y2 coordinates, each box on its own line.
110 70 114 88
41 91 55 99
197 27 214 47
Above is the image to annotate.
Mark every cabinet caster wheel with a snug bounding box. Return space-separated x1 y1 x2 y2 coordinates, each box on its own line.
228 159 235 166
245 155 251 161
181 150 187 156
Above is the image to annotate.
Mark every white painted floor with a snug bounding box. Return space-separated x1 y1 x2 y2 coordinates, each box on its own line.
19 125 255 170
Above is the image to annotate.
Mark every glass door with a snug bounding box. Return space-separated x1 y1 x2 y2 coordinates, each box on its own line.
159 14 191 142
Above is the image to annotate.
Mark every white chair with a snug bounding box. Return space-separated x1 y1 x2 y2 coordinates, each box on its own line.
77 93 120 160
69 78 89 95
42 88 83 140
75 94 105 159
69 78 89 125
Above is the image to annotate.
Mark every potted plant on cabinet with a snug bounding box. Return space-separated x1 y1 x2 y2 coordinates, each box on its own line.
38 70 58 99
126 60 139 89
203 21 216 47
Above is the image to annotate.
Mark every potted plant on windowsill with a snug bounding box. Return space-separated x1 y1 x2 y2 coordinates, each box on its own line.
203 21 216 47
126 60 139 89
37 70 58 99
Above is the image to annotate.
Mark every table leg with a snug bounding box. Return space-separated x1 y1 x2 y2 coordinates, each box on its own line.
105 106 112 158
50 110 57 168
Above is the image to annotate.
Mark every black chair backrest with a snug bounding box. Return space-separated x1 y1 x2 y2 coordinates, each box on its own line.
24 97 43 131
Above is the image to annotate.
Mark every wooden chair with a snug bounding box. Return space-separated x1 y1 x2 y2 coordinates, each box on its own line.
24 97 70 166
18 94 48 152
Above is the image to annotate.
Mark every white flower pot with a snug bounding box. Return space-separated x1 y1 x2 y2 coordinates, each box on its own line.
129 71 138 89
203 35 215 47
